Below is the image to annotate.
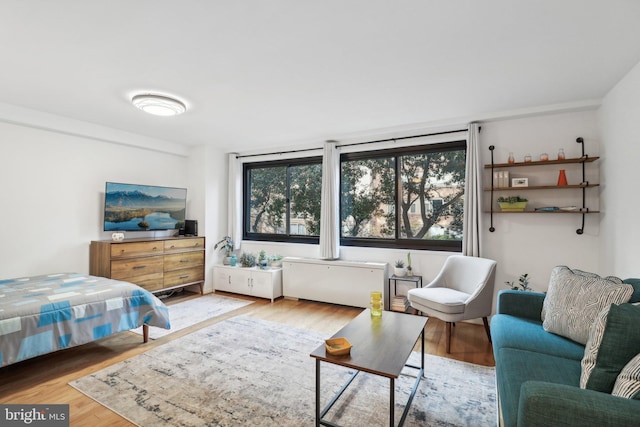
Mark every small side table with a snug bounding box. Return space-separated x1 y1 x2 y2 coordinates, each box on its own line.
388 275 423 313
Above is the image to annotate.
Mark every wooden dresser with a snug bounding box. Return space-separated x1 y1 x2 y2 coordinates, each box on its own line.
90 236 205 294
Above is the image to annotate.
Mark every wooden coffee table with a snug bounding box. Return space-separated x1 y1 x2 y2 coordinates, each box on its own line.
310 309 428 426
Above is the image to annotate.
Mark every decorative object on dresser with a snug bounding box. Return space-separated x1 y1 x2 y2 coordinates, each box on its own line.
90 236 205 294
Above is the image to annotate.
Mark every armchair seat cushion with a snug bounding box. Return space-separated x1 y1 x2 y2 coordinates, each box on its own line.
408 287 468 314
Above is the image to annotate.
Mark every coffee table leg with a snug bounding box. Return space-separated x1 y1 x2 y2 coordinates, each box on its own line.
421 328 425 376
390 377 395 426
316 359 320 427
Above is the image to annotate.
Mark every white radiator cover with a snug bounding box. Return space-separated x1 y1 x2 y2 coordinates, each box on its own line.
282 257 388 308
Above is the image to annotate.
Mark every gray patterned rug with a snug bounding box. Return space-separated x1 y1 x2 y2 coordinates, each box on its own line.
71 316 496 426
131 294 253 339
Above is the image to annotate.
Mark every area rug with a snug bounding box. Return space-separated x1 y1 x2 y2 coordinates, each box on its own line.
131 294 253 339
71 316 496 426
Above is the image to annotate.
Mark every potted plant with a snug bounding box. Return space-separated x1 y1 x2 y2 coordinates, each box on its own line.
394 260 406 277
497 196 528 212
258 250 268 269
239 252 256 267
269 255 283 268
214 236 234 265
505 273 533 291
406 252 412 277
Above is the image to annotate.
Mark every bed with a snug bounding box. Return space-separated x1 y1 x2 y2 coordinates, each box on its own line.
0 272 171 367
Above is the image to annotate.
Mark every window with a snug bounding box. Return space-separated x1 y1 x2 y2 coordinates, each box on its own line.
243 157 322 242
340 141 466 250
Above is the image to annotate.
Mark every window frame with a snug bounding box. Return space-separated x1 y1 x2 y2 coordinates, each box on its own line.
242 156 322 244
339 140 466 252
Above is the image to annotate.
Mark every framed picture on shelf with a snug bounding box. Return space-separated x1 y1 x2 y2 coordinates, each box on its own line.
512 177 528 187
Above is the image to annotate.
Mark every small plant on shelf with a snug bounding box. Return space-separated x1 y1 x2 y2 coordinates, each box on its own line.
239 252 256 267
214 236 234 256
497 196 528 212
505 273 532 291
497 196 528 203
394 260 406 277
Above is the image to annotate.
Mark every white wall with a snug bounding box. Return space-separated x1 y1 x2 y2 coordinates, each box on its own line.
0 121 190 278
480 111 602 297
598 60 640 278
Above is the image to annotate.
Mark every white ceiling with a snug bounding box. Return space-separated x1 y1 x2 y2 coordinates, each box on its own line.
1 1 640 153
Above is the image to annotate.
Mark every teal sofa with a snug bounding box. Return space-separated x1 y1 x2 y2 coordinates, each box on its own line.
491 285 640 427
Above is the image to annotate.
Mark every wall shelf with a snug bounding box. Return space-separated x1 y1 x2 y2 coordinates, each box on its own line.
486 137 599 234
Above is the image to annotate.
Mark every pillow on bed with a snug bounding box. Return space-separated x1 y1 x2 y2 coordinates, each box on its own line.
542 266 632 345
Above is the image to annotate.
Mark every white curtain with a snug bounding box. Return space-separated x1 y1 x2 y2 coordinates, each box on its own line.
227 153 242 250
462 123 482 257
319 141 340 259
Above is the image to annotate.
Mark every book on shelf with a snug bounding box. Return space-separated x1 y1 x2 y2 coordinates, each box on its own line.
391 295 410 312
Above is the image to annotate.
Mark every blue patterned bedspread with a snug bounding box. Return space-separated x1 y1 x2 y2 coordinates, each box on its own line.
0 273 170 367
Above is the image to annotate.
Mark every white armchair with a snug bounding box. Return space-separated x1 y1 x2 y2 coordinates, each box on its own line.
407 255 497 353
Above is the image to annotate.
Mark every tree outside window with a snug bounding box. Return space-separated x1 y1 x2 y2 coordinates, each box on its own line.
340 141 466 250
244 159 321 241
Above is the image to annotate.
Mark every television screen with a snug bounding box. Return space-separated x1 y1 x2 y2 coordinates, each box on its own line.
104 182 187 231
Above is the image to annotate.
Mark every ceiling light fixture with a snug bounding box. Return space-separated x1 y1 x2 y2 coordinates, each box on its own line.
131 94 187 116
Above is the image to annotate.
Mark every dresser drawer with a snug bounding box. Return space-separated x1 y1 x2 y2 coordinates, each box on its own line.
127 275 165 292
110 241 163 259
164 238 205 253
164 267 204 287
164 251 204 271
111 256 164 280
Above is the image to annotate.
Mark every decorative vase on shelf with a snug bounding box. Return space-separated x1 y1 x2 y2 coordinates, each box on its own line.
557 169 568 186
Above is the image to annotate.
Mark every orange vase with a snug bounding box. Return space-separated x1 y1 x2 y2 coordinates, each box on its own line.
557 169 568 186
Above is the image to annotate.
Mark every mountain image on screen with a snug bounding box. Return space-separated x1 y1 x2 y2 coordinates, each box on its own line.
104 183 187 231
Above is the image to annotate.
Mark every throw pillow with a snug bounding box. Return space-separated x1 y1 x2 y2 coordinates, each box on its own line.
542 266 632 345
612 353 640 399
580 303 640 393
623 278 640 303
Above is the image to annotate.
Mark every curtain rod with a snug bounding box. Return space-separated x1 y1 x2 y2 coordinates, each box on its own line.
236 127 469 159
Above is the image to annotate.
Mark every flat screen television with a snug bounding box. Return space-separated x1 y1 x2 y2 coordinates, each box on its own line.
103 182 187 232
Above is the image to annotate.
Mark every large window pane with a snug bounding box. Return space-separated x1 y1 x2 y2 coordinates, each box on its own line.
341 157 395 238
399 150 465 241
244 157 322 242
247 166 287 234
289 163 322 236
340 141 466 250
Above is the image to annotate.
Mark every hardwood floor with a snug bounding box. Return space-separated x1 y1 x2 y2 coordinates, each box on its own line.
0 291 494 426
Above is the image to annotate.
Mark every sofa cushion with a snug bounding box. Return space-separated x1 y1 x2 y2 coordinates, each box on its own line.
612 353 640 399
580 303 640 393
491 314 585 361
495 347 581 427
542 266 632 345
407 287 467 314
623 278 640 303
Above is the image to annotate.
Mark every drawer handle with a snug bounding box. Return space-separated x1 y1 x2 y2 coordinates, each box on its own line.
153 247 158 251
180 275 189 279
170 245 175 249
133 265 146 270
180 259 189 263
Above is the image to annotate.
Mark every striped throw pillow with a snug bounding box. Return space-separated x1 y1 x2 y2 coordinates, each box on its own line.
612 353 640 399
581 303 640 393
542 266 631 345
